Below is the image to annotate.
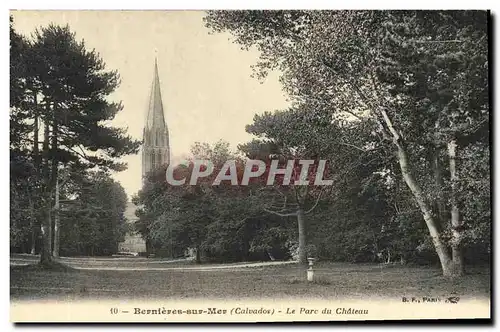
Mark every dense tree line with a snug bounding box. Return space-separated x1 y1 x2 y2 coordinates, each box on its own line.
11 12 489 279
136 11 489 278
10 17 140 263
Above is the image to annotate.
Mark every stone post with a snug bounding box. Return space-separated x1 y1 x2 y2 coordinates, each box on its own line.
307 257 316 282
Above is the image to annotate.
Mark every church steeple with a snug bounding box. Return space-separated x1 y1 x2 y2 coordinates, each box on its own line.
145 57 166 129
142 57 170 180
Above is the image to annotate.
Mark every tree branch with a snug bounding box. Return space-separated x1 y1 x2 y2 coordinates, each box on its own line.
293 185 301 206
304 187 324 215
338 141 368 152
321 58 392 141
66 146 88 160
380 108 401 142
413 39 463 43
263 207 298 217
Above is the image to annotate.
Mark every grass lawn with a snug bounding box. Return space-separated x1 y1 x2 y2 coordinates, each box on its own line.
10 261 490 301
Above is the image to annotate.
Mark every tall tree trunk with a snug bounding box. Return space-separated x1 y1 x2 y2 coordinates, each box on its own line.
195 245 201 264
379 109 454 277
27 190 36 255
146 239 151 256
448 139 464 276
395 140 454 276
30 225 36 255
432 147 447 225
50 107 59 191
31 93 39 255
52 177 60 258
297 208 307 264
40 115 52 266
49 105 59 256
40 196 52 265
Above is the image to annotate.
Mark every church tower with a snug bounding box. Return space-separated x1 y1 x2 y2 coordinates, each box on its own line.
142 58 170 180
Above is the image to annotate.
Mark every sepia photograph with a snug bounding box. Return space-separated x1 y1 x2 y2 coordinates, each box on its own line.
9 9 491 322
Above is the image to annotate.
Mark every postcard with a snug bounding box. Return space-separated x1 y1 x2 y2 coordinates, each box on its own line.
9 9 491 323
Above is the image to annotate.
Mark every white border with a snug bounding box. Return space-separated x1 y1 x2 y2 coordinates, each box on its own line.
3 0 498 10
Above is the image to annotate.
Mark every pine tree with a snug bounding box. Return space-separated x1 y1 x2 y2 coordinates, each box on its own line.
10 20 141 266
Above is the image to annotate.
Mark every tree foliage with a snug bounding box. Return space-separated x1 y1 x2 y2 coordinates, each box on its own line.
203 10 490 276
10 17 140 263
59 171 128 256
134 11 489 272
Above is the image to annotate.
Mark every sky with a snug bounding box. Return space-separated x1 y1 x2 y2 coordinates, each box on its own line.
10 10 290 198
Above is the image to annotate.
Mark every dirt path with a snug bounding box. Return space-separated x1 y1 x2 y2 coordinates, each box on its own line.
10 254 297 271
74 260 297 271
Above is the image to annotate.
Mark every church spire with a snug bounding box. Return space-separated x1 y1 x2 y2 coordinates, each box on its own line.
145 57 166 129
142 57 170 180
